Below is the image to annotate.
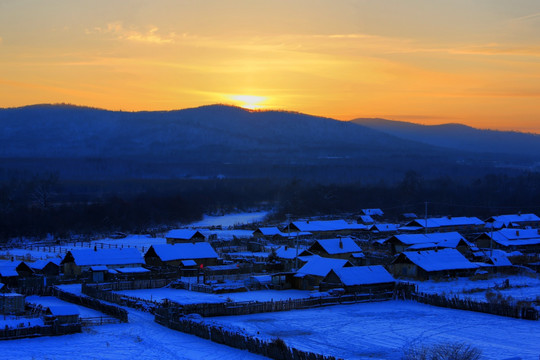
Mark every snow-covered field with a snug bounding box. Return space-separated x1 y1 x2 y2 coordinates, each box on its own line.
115 288 317 304
0 309 267 360
411 274 540 303
26 295 107 318
208 300 540 360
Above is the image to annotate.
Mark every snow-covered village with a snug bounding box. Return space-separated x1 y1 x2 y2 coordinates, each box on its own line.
1 210 540 360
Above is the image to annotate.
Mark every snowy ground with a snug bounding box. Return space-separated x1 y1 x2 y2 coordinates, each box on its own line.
115 288 317 304
207 300 540 360
1 308 267 360
410 274 540 303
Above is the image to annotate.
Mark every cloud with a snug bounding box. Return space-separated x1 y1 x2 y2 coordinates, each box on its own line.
87 22 177 44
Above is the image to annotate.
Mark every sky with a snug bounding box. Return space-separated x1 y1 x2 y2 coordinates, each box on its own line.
1 0 540 132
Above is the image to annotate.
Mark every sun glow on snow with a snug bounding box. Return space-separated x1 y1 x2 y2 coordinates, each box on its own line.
227 95 267 110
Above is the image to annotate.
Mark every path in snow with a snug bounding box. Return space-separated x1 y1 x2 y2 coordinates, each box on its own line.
1 307 267 360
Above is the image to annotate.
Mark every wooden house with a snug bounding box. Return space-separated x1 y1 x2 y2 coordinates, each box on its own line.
320 265 395 294
475 228 540 253
485 213 540 229
307 238 363 261
144 242 219 268
29 258 61 276
389 248 478 280
0 260 34 287
382 232 472 255
293 256 353 290
61 248 145 277
165 229 206 244
45 305 80 325
404 216 484 233
286 220 367 238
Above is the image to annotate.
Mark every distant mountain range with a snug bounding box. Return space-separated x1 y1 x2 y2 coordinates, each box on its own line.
351 118 540 156
1 104 539 182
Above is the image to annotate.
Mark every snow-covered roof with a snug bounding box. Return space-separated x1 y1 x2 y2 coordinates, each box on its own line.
296 256 349 277
254 227 283 236
312 238 362 255
29 258 61 270
396 248 478 272
290 220 367 232
275 246 302 260
165 229 205 240
148 242 218 262
0 260 25 277
370 223 400 232
482 228 540 246
181 260 198 267
65 248 144 267
385 232 466 246
90 265 108 271
329 265 395 286
359 215 375 224
407 216 484 228
114 267 150 274
362 209 384 216
47 305 80 316
486 214 540 226
487 250 513 267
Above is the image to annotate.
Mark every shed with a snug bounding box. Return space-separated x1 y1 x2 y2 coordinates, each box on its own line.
45 305 80 325
0 292 25 315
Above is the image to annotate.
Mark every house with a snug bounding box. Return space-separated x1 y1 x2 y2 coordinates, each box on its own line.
61 248 145 277
144 242 219 268
474 228 540 253
286 220 367 237
307 238 363 259
389 248 478 280
165 229 206 244
320 265 395 294
0 260 34 287
272 246 312 270
404 216 485 233
382 232 471 255
293 256 353 290
45 305 80 325
369 223 400 233
485 213 540 229
29 258 61 276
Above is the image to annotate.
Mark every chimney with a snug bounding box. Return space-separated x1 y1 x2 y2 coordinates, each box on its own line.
516 230 520 236
339 238 343 249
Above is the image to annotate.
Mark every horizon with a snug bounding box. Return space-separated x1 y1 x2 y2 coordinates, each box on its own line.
3 102 539 135
1 1 540 132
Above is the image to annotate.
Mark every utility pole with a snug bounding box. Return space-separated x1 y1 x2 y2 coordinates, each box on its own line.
424 201 428 235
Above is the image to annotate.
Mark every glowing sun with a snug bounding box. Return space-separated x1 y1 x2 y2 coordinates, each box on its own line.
228 94 267 110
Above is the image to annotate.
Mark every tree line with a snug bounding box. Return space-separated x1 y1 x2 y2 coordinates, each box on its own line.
1 171 540 241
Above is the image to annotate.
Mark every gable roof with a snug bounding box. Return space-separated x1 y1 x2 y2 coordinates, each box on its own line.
481 228 540 247
407 216 484 228
47 305 80 316
394 248 478 272
328 265 395 286
311 238 362 255
254 227 284 236
165 229 206 240
290 220 367 232
370 223 400 232
385 232 466 246
358 215 375 224
30 258 61 271
146 242 218 262
296 256 350 277
486 214 540 226
63 248 144 267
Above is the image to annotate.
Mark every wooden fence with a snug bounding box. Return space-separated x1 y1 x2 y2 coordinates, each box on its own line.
0 323 81 340
81 316 122 327
169 291 393 317
81 282 163 313
409 292 539 320
53 286 129 322
155 309 340 360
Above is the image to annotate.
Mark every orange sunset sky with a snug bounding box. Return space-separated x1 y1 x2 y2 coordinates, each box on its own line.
1 0 539 132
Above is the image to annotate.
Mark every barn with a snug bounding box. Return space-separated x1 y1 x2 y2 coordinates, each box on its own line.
165 229 206 244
